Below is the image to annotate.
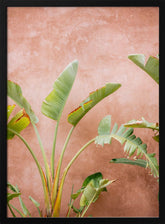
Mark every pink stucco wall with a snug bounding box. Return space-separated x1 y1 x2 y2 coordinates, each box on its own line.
8 7 159 217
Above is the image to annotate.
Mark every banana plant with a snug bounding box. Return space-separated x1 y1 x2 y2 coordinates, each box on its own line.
110 54 159 171
7 60 121 217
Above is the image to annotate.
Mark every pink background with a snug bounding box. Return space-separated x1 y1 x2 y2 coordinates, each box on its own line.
8 7 159 217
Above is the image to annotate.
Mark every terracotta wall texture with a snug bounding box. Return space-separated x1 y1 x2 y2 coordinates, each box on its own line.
7 7 159 217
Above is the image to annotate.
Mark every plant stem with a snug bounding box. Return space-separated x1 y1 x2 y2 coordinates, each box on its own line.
64 138 95 176
7 128 50 214
8 203 16 217
66 185 74 217
9 203 25 217
32 122 51 192
66 200 74 218
56 126 75 182
81 193 96 217
52 137 95 217
51 120 59 180
51 126 75 209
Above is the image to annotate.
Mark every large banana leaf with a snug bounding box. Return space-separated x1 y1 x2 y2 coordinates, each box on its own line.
68 83 121 126
41 60 78 120
128 54 159 84
95 115 159 178
7 80 38 123
7 106 30 140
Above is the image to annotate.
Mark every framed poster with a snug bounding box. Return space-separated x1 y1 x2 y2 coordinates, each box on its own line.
0 0 162 223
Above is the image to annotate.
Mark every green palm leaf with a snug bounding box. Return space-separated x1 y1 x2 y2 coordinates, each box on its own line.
68 83 121 126
128 54 159 84
41 60 78 120
8 80 38 123
95 115 159 178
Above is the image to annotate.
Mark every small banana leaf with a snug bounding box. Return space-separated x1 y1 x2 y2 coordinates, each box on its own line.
7 182 18 192
128 54 159 84
7 80 38 123
79 179 111 207
7 107 30 140
70 172 115 217
7 183 31 217
29 196 40 207
82 172 104 189
15 185 31 217
71 172 105 200
7 183 23 217
124 117 159 143
29 196 42 217
68 83 121 126
41 60 78 121
110 158 147 168
71 205 84 214
8 203 25 217
7 192 21 203
124 117 159 131
153 134 159 142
